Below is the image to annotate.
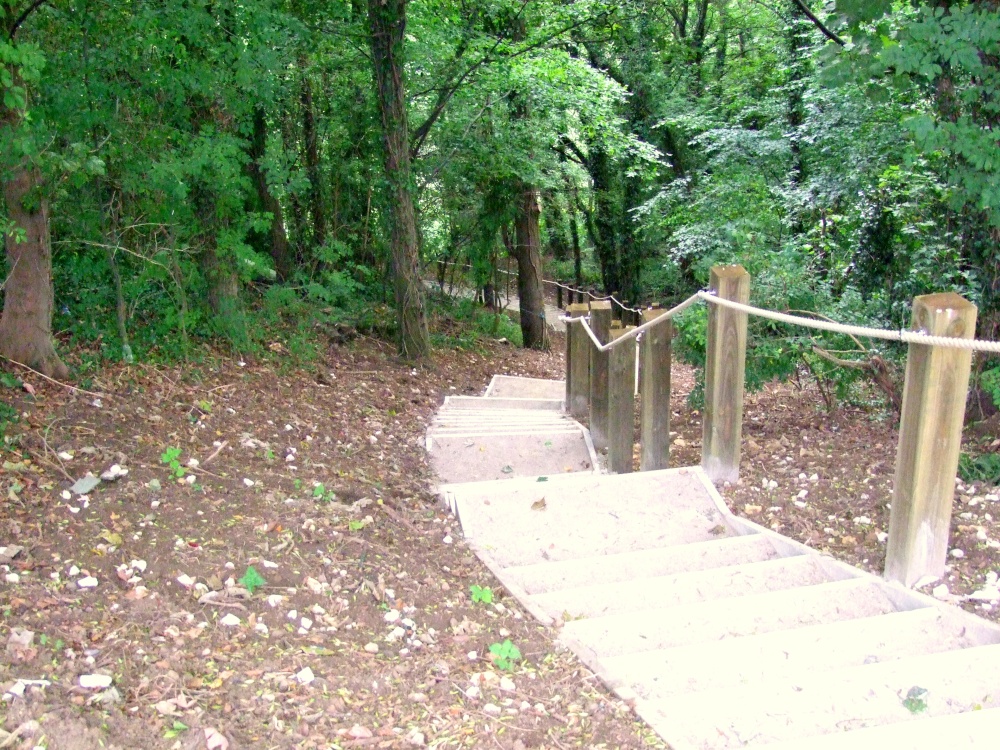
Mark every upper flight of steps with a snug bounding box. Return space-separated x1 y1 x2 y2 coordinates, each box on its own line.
428 376 1000 749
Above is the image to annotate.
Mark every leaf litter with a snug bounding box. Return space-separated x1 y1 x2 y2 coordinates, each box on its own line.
0 329 665 749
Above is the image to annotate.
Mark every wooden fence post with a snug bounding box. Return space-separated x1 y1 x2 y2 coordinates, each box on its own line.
565 303 590 418
589 301 613 451
641 308 672 471
884 293 977 587
701 265 750 484
608 326 637 473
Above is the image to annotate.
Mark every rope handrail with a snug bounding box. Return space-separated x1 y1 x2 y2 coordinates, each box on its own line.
563 292 702 352
700 292 1000 353
564 288 1000 354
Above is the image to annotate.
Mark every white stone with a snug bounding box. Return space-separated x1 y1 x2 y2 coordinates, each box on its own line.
79 674 113 689
364 642 379 654
220 614 242 627
296 667 315 685
77 576 98 588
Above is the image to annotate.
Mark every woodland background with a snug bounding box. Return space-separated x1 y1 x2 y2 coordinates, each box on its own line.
1 0 999 417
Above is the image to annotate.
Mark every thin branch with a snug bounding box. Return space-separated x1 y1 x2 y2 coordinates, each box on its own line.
790 0 845 46
0 355 107 398
9 0 48 39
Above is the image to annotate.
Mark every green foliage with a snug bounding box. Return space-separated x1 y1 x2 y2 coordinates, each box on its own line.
488 639 521 671
159 447 186 478
312 483 336 503
238 565 267 595
470 585 494 605
958 452 1000 486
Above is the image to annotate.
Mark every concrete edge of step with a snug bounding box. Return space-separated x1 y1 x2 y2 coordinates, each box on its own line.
463 539 556 628
726 512 1000 641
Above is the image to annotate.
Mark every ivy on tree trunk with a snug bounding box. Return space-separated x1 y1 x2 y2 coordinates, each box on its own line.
367 0 430 361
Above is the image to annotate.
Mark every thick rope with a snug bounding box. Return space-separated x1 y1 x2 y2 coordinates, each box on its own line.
563 292 702 352
699 292 1000 353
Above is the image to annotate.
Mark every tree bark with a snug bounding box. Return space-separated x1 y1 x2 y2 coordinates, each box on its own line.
513 186 548 349
301 72 327 248
248 106 294 280
543 189 569 261
0 166 70 378
367 0 430 360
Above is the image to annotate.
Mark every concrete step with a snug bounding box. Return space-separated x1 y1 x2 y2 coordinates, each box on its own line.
449 469 738 568
756 707 1000 749
485 375 565 400
504 533 783 595
604 606 997 699
638 642 1000 749
427 431 594 484
530 554 855 620
560 577 902 659
442 396 563 410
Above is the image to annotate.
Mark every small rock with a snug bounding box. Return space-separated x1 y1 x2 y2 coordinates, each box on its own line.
384 609 400 623
77 576 98 588
499 676 516 692
443 535 453 545
243 478 255 487
405 729 426 746
219 614 242 627
483 703 501 716
295 667 315 685
79 674 113 689
932 583 950 599
408 692 428 703
950 548 965 558
364 642 379 654
176 574 196 589
266 594 285 608
5 573 19 584
466 685 481 699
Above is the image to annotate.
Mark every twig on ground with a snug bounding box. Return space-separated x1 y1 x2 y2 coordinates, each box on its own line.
202 440 229 465
0 355 106 398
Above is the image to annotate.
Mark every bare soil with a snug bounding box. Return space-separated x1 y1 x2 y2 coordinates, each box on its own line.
0 326 663 750
2 315 999 750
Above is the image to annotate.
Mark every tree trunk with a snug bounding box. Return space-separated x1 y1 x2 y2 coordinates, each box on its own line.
513 185 549 350
0 167 70 378
301 72 327 248
367 0 430 361
565 173 584 289
248 107 294 280
543 189 569 261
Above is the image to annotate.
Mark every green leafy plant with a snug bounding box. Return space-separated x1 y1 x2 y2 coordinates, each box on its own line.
312 482 336 503
902 686 928 714
159 446 186 478
238 565 267 595
488 639 521 671
470 585 493 605
348 519 365 532
958 452 1000 485
164 720 189 739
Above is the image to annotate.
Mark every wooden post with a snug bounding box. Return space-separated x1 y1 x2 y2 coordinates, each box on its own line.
641 308 672 471
608 326 636 473
884 293 977 588
589 300 613 451
557 285 563 309
701 265 750 484
565 303 590 418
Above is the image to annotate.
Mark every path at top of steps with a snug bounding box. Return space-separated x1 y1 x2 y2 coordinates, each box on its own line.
428 376 1000 749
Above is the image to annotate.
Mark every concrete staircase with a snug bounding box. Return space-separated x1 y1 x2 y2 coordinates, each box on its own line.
428 376 1000 749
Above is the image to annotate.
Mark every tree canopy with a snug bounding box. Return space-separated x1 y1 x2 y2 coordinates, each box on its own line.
0 0 997 400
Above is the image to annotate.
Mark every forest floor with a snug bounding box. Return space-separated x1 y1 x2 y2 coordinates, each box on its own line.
2 309 1000 750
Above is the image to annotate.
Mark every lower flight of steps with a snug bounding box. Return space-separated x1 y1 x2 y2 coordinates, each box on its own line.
431 376 1000 748
440 462 1000 748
